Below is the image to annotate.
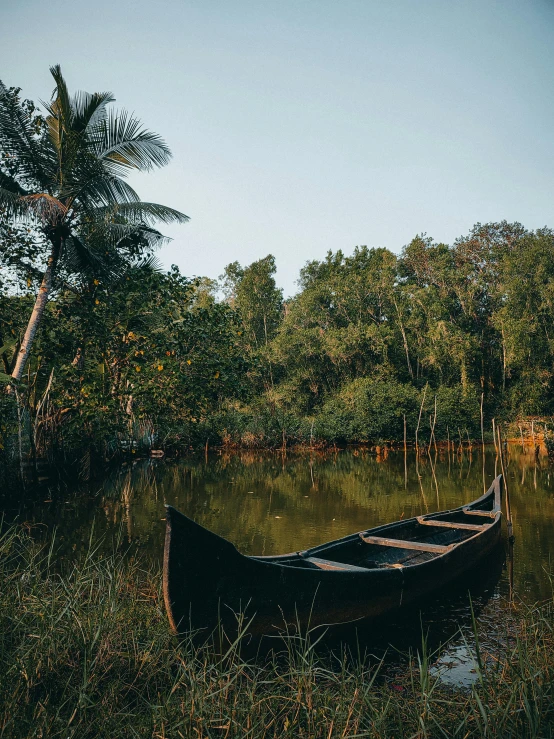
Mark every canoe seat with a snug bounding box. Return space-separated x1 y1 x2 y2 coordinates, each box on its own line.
416 516 485 532
462 508 497 518
303 557 369 572
359 534 451 554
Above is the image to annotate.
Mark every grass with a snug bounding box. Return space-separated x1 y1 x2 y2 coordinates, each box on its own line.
1 525 554 738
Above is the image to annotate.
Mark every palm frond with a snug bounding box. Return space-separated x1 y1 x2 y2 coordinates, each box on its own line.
94 221 167 245
0 187 27 218
71 90 114 133
96 201 189 226
62 234 127 281
20 193 67 222
92 109 172 172
47 65 73 128
0 171 33 218
76 174 140 208
134 254 164 273
0 170 28 197
0 82 52 188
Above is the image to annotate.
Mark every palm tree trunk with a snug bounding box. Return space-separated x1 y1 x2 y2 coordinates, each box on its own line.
11 239 61 382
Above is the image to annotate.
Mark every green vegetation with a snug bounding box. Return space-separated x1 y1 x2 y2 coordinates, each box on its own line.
1 523 553 738
3 69 554 474
0 65 188 384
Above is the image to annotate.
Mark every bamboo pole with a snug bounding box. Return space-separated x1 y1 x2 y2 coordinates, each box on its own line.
492 418 498 478
497 425 514 540
476 394 480 492
428 415 435 455
415 383 427 456
481 393 485 454
432 396 438 454
403 415 408 489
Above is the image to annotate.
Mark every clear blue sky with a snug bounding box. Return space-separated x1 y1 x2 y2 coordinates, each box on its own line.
2 0 554 296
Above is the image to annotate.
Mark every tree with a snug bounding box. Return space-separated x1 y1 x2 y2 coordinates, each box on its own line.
0 66 189 382
222 255 283 350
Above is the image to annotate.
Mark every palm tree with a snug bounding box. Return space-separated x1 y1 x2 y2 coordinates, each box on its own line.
0 65 189 382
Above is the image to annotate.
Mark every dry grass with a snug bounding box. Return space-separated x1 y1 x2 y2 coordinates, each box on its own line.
1 525 553 738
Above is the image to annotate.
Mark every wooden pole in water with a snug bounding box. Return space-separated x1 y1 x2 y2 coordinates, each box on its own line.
428 415 435 456
403 414 408 489
497 425 514 541
433 395 438 454
519 424 525 452
492 418 498 478
480 392 485 493
415 383 427 456
481 393 485 454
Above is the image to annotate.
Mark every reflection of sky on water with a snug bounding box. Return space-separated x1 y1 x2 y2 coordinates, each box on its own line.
431 644 479 688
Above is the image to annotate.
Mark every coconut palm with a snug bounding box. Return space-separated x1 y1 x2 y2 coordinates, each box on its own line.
0 65 189 382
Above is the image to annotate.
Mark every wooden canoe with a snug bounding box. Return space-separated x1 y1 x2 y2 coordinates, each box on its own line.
163 475 503 638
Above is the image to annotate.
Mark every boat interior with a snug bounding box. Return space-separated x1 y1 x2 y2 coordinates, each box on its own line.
254 491 499 573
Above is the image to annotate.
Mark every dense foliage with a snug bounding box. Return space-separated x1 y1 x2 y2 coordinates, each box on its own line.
3 218 554 467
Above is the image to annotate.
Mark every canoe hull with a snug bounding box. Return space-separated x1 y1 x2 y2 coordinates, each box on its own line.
163 478 503 638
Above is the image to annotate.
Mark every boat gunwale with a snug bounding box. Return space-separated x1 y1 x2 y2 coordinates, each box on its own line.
177 476 503 574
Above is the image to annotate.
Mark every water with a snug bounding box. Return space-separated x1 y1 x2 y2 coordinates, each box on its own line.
2 445 553 683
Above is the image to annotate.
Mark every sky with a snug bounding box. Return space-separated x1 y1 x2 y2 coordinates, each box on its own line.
2 0 554 296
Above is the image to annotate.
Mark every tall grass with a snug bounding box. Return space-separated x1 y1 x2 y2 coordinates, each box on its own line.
1 525 553 738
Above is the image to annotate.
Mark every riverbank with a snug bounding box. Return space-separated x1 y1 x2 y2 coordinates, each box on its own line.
1 524 553 738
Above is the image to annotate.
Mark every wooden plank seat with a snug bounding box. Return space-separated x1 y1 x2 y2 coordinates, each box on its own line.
303 557 370 572
462 508 497 518
359 534 451 554
416 516 485 531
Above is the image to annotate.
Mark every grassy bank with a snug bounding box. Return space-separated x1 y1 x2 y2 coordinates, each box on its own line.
1 526 553 738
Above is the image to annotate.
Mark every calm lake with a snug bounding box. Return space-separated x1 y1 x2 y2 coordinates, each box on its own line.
3 445 554 683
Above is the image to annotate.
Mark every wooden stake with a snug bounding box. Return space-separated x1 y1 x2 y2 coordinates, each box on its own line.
432 396 438 454
476 394 480 492
481 393 485 454
497 425 514 540
415 383 427 455
492 418 498 478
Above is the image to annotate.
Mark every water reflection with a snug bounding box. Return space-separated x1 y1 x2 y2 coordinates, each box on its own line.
8 447 550 599
2 444 553 681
